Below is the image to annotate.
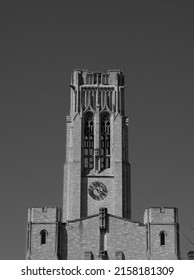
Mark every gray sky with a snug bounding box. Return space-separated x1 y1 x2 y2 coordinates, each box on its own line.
1 0 194 259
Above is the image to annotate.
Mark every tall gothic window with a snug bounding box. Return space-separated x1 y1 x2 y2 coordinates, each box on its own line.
101 112 110 170
40 229 48 245
84 112 94 169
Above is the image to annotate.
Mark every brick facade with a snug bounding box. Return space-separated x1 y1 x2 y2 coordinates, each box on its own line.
26 70 180 260
62 70 131 221
27 207 179 259
26 207 60 259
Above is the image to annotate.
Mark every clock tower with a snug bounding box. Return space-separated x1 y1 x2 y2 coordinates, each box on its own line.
26 69 180 260
63 70 131 222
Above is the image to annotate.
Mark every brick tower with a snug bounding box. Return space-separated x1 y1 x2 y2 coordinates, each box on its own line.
26 70 180 260
63 70 131 221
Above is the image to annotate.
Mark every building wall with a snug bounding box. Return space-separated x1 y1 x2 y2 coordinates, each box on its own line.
149 224 178 259
144 208 180 260
64 214 146 260
26 206 180 260
26 207 60 260
107 216 146 259
63 114 82 221
65 215 100 260
64 207 180 260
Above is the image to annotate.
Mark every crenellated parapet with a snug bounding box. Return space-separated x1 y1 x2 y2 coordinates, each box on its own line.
144 207 178 224
28 206 61 224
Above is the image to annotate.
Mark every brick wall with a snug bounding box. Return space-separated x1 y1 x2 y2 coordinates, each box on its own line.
149 224 178 259
65 215 100 260
107 215 146 259
144 208 180 259
64 213 146 260
61 208 180 260
26 207 60 260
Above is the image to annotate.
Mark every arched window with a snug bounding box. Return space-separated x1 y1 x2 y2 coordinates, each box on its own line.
100 113 110 170
84 112 94 169
160 231 166 246
40 230 48 245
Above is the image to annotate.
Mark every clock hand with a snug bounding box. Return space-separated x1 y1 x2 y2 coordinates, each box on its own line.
96 187 102 193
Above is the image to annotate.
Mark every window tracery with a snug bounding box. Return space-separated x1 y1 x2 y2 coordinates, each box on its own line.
100 113 110 170
84 113 94 170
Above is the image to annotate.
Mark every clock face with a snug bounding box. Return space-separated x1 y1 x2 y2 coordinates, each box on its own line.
88 181 108 201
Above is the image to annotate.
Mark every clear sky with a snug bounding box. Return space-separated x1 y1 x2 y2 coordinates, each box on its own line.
1 0 194 259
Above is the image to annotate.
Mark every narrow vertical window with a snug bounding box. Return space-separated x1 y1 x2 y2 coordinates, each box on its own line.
160 231 166 246
98 74 101 84
100 113 110 170
84 112 94 170
146 229 149 251
40 230 48 245
94 74 97 84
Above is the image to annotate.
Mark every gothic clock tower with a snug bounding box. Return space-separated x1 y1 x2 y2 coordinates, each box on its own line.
63 70 131 222
26 70 180 260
